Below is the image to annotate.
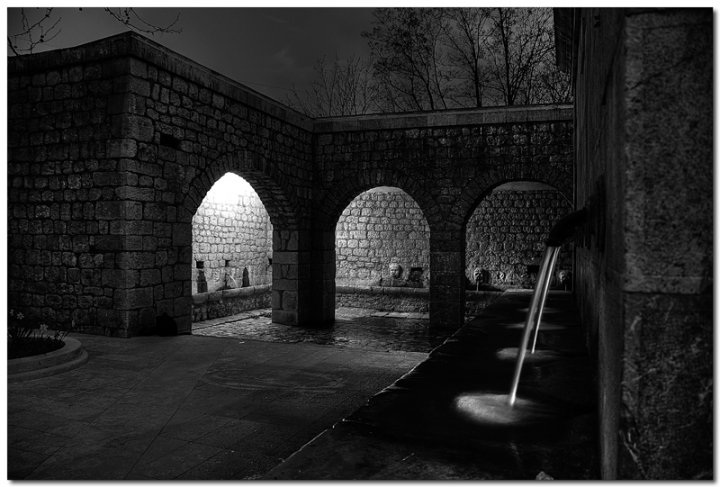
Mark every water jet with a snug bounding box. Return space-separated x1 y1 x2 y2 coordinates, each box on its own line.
507 209 587 407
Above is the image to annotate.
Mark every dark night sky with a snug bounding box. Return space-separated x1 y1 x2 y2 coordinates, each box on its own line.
7 7 376 102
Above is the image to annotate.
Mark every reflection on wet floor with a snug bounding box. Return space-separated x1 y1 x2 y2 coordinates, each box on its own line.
192 307 449 353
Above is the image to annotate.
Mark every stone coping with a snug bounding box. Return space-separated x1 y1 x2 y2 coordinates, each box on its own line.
192 284 271 305
314 104 573 132
8 337 88 382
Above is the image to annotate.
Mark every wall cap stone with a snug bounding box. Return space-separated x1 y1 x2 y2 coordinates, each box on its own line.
313 104 573 133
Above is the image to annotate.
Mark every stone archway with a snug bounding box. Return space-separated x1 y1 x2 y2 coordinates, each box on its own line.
189 172 274 323
334 186 432 314
462 179 573 320
314 169 451 329
171 153 303 331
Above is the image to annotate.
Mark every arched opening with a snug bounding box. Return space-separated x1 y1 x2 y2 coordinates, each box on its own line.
331 186 443 351
336 186 430 289
464 180 573 319
190 172 273 326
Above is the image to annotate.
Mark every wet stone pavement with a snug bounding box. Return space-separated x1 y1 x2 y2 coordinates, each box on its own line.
267 291 599 480
193 307 448 353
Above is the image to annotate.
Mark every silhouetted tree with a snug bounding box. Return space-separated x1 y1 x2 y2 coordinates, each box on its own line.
359 7 571 111
442 8 493 108
534 59 573 104
362 8 454 112
285 55 380 117
483 8 558 105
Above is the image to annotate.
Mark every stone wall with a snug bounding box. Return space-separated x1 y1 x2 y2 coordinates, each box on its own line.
192 285 271 322
335 285 429 313
335 286 502 318
335 186 573 291
336 188 430 287
315 108 573 330
568 8 712 480
7 32 315 335
7 31 573 336
466 188 573 288
7 51 137 336
192 191 272 294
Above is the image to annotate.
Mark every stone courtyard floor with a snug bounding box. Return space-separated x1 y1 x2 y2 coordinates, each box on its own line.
8 293 597 480
7 329 425 480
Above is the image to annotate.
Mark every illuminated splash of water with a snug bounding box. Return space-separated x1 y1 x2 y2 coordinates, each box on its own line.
455 393 557 425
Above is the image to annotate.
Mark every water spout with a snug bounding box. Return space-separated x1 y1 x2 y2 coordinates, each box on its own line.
507 208 587 407
507 245 559 406
530 248 560 354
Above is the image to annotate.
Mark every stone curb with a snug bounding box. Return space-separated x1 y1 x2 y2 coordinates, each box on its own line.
8 337 88 382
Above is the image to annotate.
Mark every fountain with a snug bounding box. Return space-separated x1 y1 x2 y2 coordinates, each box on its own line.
507 245 560 406
455 209 587 425
507 208 587 406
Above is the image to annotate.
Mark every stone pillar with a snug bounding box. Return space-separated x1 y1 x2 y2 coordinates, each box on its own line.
147 217 193 336
310 229 336 325
271 228 335 327
271 229 300 325
429 226 465 332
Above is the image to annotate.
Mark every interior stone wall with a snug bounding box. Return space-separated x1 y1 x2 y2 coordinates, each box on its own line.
335 188 430 287
465 188 573 288
192 193 272 293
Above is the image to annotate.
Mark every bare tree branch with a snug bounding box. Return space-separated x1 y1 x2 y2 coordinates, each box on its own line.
8 8 62 55
103 8 181 36
8 7 181 55
285 54 380 118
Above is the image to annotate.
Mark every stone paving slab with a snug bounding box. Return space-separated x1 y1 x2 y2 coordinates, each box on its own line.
8 333 425 480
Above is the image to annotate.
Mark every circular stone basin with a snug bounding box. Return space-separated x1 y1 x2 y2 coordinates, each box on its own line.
454 393 560 426
8 337 88 382
495 347 563 364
